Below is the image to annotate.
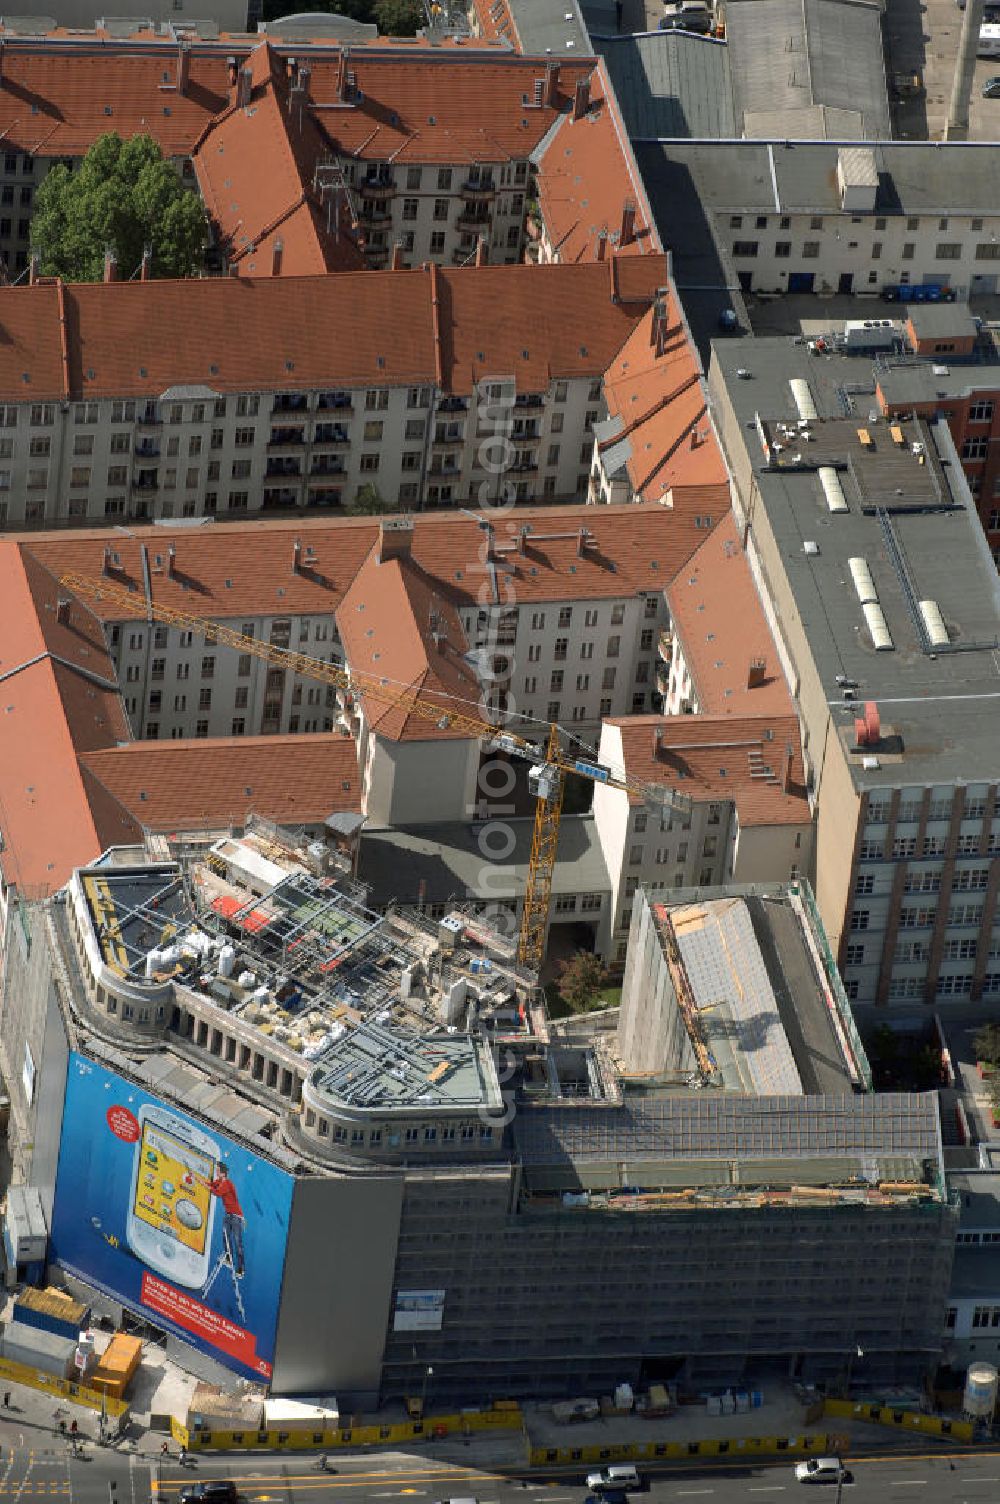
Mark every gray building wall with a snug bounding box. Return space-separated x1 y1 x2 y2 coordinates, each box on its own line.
617 891 694 1078
272 1171 404 1402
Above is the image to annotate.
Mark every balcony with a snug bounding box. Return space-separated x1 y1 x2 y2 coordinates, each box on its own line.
306 487 343 508
514 393 545 409
317 392 353 413
429 461 460 478
511 425 540 443
656 666 670 698
357 204 392 227
269 427 307 449
137 408 161 427
262 486 300 509
266 458 302 478
358 177 395 200
509 460 538 473
135 442 160 459
456 210 492 233
133 474 159 491
657 628 674 663
364 242 391 265
452 244 477 264
313 424 350 446
437 396 468 414
460 180 496 202
273 394 308 414
310 460 346 478
432 429 464 448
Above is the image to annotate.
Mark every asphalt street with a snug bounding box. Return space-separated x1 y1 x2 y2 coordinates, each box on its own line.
148 1448 1000 1504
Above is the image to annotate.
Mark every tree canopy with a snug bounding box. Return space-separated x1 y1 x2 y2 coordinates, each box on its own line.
31 133 207 283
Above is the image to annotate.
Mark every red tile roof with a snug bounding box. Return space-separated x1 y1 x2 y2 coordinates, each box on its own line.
29 495 711 623
313 55 595 163
0 541 134 896
6 254 663 402
336 550 482 741
611 711 809 826
80 733 361 832
192 42 364 277
0 47 230 157
667 513 793 718
535 63 658 266
601 298 729 500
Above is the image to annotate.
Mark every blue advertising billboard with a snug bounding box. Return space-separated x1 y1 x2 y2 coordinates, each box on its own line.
50 1053 293 1381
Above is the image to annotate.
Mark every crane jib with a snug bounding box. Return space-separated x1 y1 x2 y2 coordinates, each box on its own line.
573 760 610 782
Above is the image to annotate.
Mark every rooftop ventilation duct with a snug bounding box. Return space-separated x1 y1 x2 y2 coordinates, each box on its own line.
789 378 818 421
918 599 949 648
819 466 848 514
848 557 877 605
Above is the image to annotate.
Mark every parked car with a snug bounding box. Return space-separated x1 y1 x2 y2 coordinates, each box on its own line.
659 2 713 30
983 74 1000 96
794 1457 848 1485
585 1467 641 1492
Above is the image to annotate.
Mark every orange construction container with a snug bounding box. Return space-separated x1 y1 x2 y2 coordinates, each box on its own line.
88 1333 142 1400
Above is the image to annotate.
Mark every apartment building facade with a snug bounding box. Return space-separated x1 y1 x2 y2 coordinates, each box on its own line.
0 259 670 527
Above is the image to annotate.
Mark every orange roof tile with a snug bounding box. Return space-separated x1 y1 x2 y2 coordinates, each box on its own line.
2 255 660 401
192 42 364 277
30 497 711 624
0 541 130 896
336 551 481 741
601 298 728 500
535 63 658 266
667 513 793 717
611 712 809 826
0 47 229 156
312 54 594 163
80 733 361 832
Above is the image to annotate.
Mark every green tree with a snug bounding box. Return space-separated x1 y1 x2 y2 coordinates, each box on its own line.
31 133 206 283
557 950 605 1013
348 483 394 516
374 0 424 33
975 1022 1000 1067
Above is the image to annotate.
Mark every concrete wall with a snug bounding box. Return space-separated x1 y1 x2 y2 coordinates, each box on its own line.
272 1170 404 1402
0 900 69 1196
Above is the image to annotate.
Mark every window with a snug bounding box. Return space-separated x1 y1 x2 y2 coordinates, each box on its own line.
936 243 961 260
363 420 384 442
728 215 743 229
433 198 449 221
844 944 865 965
402 198 418 221
809 216 823 230
901 242 915 261
606 635 620 658
437 168 452 191
365 389 389 411
892 836 917 858
201 656 215 678
970 400 994 424
775 241 791 258
871 242 882 261
430 231 445 254
850 910 870 931
855 873 875 895
732 241 759 258
360 453 380 472
802 241 820 258
963 437 989 461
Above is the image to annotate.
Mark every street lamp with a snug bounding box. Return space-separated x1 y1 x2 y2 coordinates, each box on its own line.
420 1364 434 1417
843 1343 864 1396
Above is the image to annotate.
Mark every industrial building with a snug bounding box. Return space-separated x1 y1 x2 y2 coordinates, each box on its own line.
0 821 959 1401
708 334 1000 1007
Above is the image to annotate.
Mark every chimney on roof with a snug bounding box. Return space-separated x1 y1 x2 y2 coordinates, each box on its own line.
297 64 311 103
227 54 238 88
237 66 252 109
621 198 636 248
782 742 795 794
854 700 881 748
56 597 71 626
177 42 189 96
651 290 668 357
594 231 607 262
271 237 284 277
391 241 403 270
293 536 303 573
287 55 299 84
573 75 591 121
747 657 766 688
103 247 118 283
377 516 414 564
102 545 114 577
689 428 702 450
475 236 488 267
28 251 40 285
167 543 176 578
576 526 591 557
140 245 152 281
652 726 663 758
544 61 560 107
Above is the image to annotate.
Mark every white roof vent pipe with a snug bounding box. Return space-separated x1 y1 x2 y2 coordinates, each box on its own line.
848 556 877 604
819 466 848 514
918 599 949 648
789 378 819 421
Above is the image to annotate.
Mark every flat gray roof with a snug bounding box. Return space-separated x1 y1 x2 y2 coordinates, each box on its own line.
596 32 735 139
505 0 591 53
906 304 980 339
710 336 1000 789
725 0 888 139
950 1172 1000 1229
876 361 1000 408
515 1091 942 1169
310 1019 497 1113
640 142 1000 215
359 815 610 909
950 1246 1000 1300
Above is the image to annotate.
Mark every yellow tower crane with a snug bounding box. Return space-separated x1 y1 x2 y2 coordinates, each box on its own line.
61 570 689 972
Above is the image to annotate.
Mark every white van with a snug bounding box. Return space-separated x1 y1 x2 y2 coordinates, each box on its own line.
794 1457 846 1485
978 22 1000 54
585 1466 641 1492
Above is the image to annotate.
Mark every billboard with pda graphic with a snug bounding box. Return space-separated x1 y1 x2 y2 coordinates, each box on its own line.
49 1053 293 1381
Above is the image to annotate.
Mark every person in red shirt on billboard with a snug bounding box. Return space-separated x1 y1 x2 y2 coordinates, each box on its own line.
199 1160 245 1277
